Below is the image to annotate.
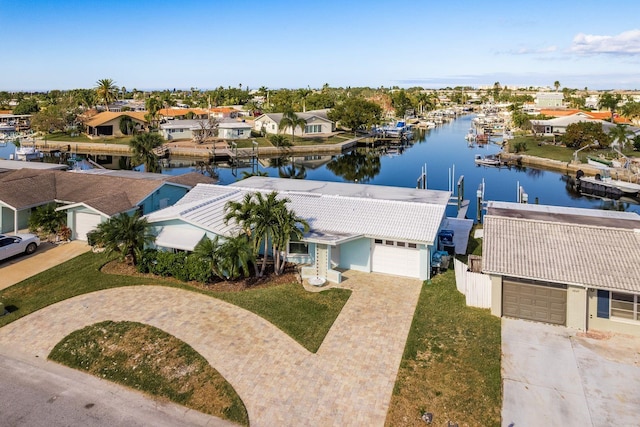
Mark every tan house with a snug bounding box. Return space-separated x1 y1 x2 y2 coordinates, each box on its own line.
482 201 640 336
253 110 335 137
84 111 148 139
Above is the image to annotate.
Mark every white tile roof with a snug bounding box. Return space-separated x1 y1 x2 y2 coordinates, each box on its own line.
146 178 449 245
483 215 640 293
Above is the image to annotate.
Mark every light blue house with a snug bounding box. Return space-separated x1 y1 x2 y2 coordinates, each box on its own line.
145 177 451 283
0 168 214 240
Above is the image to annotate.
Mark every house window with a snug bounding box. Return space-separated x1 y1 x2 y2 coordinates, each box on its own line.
289 241 309 255
397 241 406 247
611 292 640 321
385 240 394 246
407 243 417 249
305 124 322 133
374 239 383 244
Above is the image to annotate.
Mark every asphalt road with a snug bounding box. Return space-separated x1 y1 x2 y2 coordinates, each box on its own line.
0 349 235 427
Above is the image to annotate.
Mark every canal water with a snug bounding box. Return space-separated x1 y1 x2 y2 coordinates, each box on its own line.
2 115 638 220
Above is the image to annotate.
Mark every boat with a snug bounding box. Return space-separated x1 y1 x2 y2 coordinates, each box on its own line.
474 154 501 167
14 145 42 161
464 128 476 141
576 169 640 197
587 156 613 169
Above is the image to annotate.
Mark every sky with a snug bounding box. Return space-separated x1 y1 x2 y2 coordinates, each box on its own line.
2 0 640 91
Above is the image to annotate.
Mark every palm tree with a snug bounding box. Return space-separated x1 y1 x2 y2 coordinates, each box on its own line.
553 81 561 92
28 204 66 235
130 132 164 173
95 78 118 111
278 162 306 179
273 208 309 275
145 97 163 129
278 110 307 143
621 101 640 125
119 115 136 136
218 234 254 279
598 92 623 123
609 124 632 150
193 236 224 279
240 170 269 180
91 212 155 265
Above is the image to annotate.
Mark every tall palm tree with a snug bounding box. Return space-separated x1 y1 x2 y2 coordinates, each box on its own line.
278 110 307 143
91 211 155 265
273 208 309 274
553 81 561 92
193 236 224 279
95 78 118 111
130 132 164 173
119 115 136 136
145 97 163 129
609 124 632 150
218 234 254 279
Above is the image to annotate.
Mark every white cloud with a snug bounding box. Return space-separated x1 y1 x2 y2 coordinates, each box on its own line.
571 29 640 55
501 46 557 55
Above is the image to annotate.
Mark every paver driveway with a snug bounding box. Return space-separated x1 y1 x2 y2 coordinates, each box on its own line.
0 270 421 426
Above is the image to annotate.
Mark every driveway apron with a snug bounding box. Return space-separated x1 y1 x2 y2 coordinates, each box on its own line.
0 270 421 426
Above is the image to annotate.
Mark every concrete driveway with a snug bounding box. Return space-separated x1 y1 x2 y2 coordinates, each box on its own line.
0 241 90 289
502 318 640 427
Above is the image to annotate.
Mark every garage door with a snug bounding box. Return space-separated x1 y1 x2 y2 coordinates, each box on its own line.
371 239 421 278
75 212 102 241
503 278 567 325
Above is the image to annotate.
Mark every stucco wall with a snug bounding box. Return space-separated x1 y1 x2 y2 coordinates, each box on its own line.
1 205 15 233
338 238 370 272
587 289 640 336
490 274 503 317
138 184 189 215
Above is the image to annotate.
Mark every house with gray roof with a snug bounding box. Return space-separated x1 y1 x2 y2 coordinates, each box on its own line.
482 201 640 336
0 168 214 240
144 176 451 283
253 110 335 138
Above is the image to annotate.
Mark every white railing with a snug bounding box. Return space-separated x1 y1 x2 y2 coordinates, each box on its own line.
454 259 491 308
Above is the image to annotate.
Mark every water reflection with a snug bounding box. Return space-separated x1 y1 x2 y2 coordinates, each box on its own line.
325 149 382 183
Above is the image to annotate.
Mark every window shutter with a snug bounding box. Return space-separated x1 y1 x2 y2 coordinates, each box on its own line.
597 290 610 319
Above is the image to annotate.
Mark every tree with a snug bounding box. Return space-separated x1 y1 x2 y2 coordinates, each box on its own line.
240 170 269 180
598 92 622 123
13 98 40 115
278 162 306 179
91 212 155 265
390 89 414 118
130 132 164 173
145 97 163 128
554 81 561 92
193 236 224 279
273 207 309 274
119 115 137 136
95 78 119 111
327 98 382 136
30 104 69 133
192 117 218 144
562 121 610 149
621 101 640 124
278 110 306 143
608 124 633 150
326 149 382 183
268 133 291 148
218 234 255 279
28 204 66 235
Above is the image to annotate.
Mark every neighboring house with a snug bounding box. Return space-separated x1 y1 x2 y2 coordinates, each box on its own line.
534 92 564 108
0 168 214 240
253 109 335 137
159 108 209 120
145 177 451 283
84 111 148 139
159 119 207 141
530 112 619 136
217 120 252 139
482 201 640 336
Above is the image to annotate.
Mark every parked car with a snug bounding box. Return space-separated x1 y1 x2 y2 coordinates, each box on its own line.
0 233 40 262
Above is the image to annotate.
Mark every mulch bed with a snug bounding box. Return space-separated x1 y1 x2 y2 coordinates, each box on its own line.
101 260 299 293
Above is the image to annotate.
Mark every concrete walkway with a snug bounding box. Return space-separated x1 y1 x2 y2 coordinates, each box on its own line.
0 241 91 289
502 318 640 427
0 270 421 426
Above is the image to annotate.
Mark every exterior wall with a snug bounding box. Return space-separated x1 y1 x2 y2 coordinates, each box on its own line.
17 208 30 230
219 127 252 139
286 242 315 265
419 244 432 281
138 184 189 215
338 238 371 272
566 285 587 330
490 274 503 317
587 289 640 336
1 205 15 233
87 116 147 138
304 117 334 134
254 117 278 135
161 128 193 140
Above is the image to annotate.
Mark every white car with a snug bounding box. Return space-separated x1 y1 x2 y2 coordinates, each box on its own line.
0 233 40 262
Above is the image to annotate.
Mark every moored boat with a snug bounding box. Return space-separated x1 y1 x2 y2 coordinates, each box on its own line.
474 154 501 167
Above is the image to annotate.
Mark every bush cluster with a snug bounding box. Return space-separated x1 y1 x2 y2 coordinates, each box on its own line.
136 249 214 283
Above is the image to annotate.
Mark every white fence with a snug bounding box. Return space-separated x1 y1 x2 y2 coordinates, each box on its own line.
454 259 492 308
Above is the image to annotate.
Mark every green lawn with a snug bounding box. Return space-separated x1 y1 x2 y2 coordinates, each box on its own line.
0 252 351 353
50 321 249 425
386 269 502 427
41 132 133 145
508 135 638 163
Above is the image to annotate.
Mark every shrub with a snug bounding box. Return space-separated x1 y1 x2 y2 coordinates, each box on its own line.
185 255 214 283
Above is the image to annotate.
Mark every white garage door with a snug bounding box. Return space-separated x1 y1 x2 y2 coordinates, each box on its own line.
75 212 102 241
371 239 421 278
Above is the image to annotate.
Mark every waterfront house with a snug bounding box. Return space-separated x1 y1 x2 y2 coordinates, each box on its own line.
0 168 214 240
145 177 450 283
217 120 253 140
531 112 618 136
482 201 640 336
253 110 335 137
84 111 148 139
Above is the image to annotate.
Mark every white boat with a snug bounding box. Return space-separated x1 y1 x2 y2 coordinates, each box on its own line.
577 170 640 196
474 154 501 167
15 145 41 161
464 128 476 141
